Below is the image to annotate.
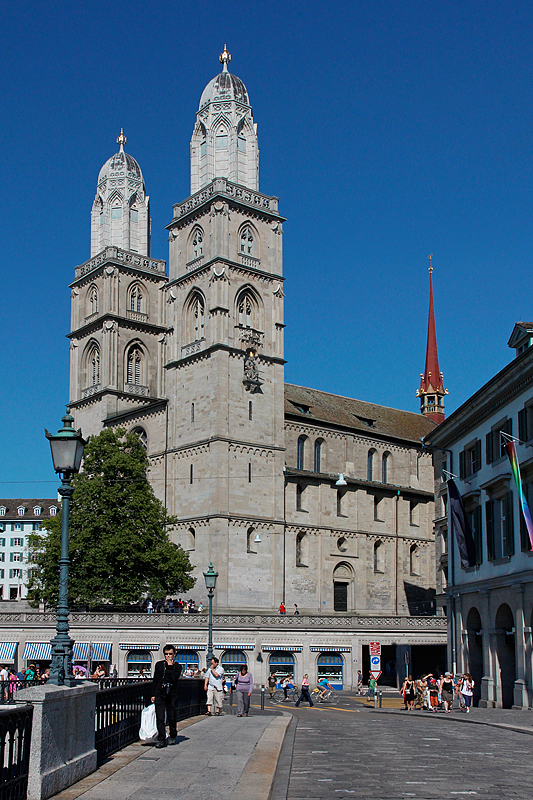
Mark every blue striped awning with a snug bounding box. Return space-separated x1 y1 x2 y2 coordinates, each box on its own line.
120 643 159 650
72 642 112 661
174 644 206 650
126 652 153 663
91 643 112 661
215 644 255 650
0 642 17 662
22 642 52 660
310 647 351 652
261 645 302 652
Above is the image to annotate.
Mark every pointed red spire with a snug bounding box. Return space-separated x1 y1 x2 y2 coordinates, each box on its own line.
417 255 448 423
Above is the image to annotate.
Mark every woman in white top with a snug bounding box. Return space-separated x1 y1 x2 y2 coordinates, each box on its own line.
460 672 475 712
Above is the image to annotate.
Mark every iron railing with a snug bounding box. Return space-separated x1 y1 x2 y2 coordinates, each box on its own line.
0 704 33 800
0 680 47 704
94 678 207 764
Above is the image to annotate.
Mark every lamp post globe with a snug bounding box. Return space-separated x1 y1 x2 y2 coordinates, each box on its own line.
45 408 86 687
203 563 218 665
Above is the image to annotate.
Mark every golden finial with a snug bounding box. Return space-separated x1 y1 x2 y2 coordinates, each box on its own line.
428 253 433 274
117 128 127 150
219 44 231 71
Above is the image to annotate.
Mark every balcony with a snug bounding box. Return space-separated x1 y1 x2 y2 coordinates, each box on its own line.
124 384 149 397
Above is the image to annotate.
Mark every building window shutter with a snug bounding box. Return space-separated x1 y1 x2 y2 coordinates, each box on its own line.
518 408 528 443
473 440 482 473
459 450 466 480
473 504 482 565
503 490 515 557
485 499 494 560
486 432 494 464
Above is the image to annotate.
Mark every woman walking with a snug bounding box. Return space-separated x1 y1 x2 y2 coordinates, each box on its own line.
295 674 314 707
401 675 416 710
234 665 253 716
460 673 475 713
439 672 455 713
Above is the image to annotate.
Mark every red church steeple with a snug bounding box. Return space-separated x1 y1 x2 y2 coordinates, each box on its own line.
417 255 448 423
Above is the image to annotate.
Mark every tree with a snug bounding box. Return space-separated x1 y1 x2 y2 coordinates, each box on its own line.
27 427 195 607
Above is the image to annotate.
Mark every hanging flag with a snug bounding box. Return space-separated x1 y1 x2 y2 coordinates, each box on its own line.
505 440 533 551
447 479 477 568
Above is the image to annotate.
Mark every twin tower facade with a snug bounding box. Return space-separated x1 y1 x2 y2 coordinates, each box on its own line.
68 51 438 619
69 51 287 610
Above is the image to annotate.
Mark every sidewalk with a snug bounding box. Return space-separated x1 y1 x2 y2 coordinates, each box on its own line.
374 705 533 735
52 712 291 800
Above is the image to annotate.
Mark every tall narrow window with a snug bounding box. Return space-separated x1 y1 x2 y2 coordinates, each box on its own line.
382 452 390 484
192 229 203 258
130 285 142 312
314 440 322 473
90 346 100 385
127 347 142 385
248 463 252 483
410 544 419 576
296 484 304 511
367 450 375 481
192 295 205 340
200 141 207 158
240 227 254 255
216 129 228 149
89 285 98 315
130 209 138 222
297 437 305 470
190 464 194 485
249 401 253 421
337 490 345 517
191 403 195 423
374 495 383 521
374 541 384 573
238 294 252 327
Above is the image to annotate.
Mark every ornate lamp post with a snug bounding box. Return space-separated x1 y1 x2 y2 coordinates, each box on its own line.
203 563 218 665
45 408 86 686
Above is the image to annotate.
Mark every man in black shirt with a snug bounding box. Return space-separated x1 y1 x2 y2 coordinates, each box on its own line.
151 644 182 747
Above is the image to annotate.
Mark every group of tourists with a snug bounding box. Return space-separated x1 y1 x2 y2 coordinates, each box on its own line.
0 663 48 699
145 598 203 614
400 672 475 712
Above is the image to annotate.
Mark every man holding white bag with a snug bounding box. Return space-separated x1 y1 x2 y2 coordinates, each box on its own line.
151 644 182 747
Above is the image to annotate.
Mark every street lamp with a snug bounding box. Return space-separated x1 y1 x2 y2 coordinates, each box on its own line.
45 408 86 686
203 563 218 665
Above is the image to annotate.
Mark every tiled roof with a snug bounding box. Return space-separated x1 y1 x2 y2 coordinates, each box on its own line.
0 499 59 520
285 384 436 443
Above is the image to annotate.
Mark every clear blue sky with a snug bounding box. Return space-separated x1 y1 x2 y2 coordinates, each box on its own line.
2 0 532 497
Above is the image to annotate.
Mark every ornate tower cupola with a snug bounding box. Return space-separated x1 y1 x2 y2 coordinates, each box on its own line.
190 45 259 192
90 130 150 257
417 255 448 423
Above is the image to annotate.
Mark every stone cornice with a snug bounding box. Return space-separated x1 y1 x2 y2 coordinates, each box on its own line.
167 178 285 225
152 435 286 459
284 468 434 500
71 247 167 283
284 414 429 450
69 389 166 411
164 342 286 370
69 313 168 339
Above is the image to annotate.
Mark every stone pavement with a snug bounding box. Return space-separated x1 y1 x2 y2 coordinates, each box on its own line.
52 712 291 800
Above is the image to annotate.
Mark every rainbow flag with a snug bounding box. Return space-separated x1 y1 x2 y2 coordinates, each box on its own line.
505 440 533 551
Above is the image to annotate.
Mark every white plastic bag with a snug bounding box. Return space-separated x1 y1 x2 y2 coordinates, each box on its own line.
139 703 158 740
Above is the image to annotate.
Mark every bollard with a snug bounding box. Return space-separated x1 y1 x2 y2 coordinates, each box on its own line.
261 684 265 710
379 691 383 708
374 692 378 708
229 688 233 707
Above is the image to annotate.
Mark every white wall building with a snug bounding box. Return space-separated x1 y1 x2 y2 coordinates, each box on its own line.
0 500 57 602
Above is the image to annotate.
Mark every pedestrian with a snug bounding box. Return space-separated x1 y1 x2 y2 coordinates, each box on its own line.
401 675 416 711
293 603 299 615
356 669 363 695
151 644 182 747
146 599 153 614
204 657 225 716
234 665 253 716
168 598 174 613
279 602 286 615
8 668 17 695
427 673 439 712
367 675 376 700
268 672 277 698
0 664 8 702
25 664 36 681
295 674 314 707
460 673 475 713
439 672 455 713
198 602 204 613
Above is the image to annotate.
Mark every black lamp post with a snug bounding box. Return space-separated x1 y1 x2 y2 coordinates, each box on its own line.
203 563 218 665
45 408 86 686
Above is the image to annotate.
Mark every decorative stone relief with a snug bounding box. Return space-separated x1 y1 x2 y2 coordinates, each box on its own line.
273 283 285 298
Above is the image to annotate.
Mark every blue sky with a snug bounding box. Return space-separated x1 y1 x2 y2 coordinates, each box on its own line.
1 0 533 497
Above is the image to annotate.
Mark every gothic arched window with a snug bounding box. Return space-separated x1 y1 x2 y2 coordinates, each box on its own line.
367 449 376 482
89 345 100 386
238 294 252 327
314 439 323 473
88 285 98 316
382 452 391 484
192 228 203 259
297 436 306 470
374 541 385 573
192 295 205 340
131 427 148 449
240 226 254 255
410 544 419 576
126 346 143 385
129 284 143 313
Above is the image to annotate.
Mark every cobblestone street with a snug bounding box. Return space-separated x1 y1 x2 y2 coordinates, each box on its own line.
282 705 533 799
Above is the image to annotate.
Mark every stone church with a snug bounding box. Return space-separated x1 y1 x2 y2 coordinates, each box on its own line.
62 48 447 684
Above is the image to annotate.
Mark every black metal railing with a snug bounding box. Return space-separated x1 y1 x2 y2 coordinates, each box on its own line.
94 678 207 764
0 704 33 800
0 680 47 704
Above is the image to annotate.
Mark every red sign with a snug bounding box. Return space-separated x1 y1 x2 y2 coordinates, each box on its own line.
370 670 382 681
369 641 381 656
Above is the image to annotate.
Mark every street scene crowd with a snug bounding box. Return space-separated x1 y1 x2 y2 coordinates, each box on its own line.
398 672 475 712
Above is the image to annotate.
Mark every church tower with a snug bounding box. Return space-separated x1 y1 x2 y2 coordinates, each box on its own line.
69 132 168 434
164 48 286 609
417 256 448 423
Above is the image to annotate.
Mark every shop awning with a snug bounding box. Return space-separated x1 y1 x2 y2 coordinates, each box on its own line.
214 644 255 650
72 642 112 661
310 646 351 652
174 644 206 650
261 645 303 652
0 642 18 662
22 642 51 660
119 643 160 650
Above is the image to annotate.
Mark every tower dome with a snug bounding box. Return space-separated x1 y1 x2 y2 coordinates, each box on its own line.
91 130 150 257
191 46 259 193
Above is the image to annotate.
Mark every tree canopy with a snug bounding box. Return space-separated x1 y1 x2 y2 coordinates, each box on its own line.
27 427 195 608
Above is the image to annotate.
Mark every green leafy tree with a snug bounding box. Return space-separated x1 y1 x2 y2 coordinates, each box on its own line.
27 427 195 607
